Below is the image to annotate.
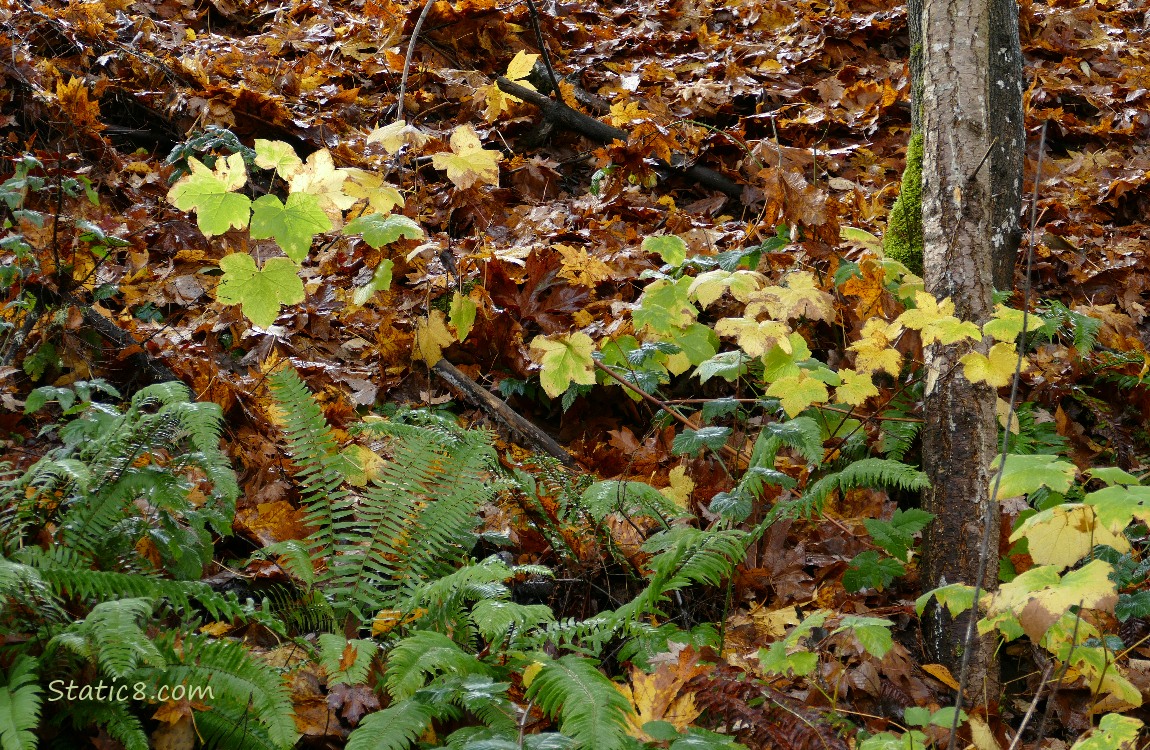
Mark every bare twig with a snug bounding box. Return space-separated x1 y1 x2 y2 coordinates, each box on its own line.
522 0 568 107
396 0 436 125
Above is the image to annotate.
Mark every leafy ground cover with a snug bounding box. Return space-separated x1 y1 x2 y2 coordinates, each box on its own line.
2 0 1150 747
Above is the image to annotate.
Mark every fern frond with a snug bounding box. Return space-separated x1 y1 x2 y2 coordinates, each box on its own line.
385 631 490 701
267 368 348 563
50 598 164 680
525 655 633 750
152 633 297 748
0 655 41 750
345 699 437 750
802 458 929 515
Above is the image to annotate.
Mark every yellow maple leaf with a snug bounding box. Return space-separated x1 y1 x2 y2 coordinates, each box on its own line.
342 168 405 214
834 368 878 406
431 125 502 189
608 100 650 126
485 50 539 120
766 371 829 417
555 243 612 287
660 465 694 508
616 651 708 741
749 271 834 322
413 310 455 363
366 119 430 155
960 342 1026 388
714 317 791 357
848 318 903 376
288 148 356 219
897 292 980 345
982 303 1027 342
1011 504 1128 571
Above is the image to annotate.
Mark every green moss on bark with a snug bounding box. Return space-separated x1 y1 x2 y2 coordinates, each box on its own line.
883 132 924 275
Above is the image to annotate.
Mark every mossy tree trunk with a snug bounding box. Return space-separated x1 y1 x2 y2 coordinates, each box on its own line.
917 0 1021 703
907 0 1023 290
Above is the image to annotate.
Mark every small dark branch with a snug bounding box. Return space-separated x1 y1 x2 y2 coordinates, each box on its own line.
431 359 579 470
522 0 568 108
495 77 745 201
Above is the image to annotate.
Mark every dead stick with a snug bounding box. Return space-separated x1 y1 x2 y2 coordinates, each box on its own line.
432 359 580 470
496 77 745 201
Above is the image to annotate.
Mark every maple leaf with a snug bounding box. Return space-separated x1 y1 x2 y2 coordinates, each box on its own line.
714 317 792 358
835 368 879 406
413 310 454 363
555 243 612 287
749 271 834 322
253 139 303 179
530 332 596 398
1011 504 1127 570
215 254 304 328
616 649 708 741
344 213 424 248
288 149 356 218
766 372 829 417
166 153 252 237
896 291 981 345
848 318 903 376
342 168 405 214
633 278 697 335
642 234 688 266
485 50 539 120
431 125 502 189
366 119 430 154
960 342 1026 387
249 192 332 262
982 303 1027 342
661 465 694 508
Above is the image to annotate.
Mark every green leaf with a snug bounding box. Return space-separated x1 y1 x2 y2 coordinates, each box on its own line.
352 260 394 306
529 333 596 398
253 139 303 178
672 427 731 456
833 614 894 658
449 292 477 341
634 278 697 335
215 254 305 328
344 212 425 248
0 655 41 750
903 706 931 727
166 154 252 237
1070 714 1143 750
859 731 927 750
670 322 719 366
1088 467 1142 487
249 192 332 261
1116 591 1150 622
758 641 817 677
642 234 688 266
991 454 1077 498
694 351 749 383
915 583 975 618
843 551 904 593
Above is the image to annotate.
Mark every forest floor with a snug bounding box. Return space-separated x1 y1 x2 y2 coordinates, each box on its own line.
3 0 1150 746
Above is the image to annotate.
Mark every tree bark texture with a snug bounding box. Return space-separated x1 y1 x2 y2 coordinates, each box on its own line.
919 0 1003 702
907 0 1022 290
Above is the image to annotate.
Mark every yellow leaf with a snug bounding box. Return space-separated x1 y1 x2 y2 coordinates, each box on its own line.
661 465 694 507
366 120 430 154
982 303 1027 342
922 663 960 690
413 310 455 363
617 651 709 740
848 318 903 376
608 100 650 126
521 661 544 688
749 271 834 322
484 51 539 119
996 398 1020 433
341 444 386 487
555 244 612 287
714 317 791 358
834 368 878 406
342 168 405 214
960 342 1026 388
288 148 356 219
766 372 829 417
1010 504 1129 570
431 125 502 189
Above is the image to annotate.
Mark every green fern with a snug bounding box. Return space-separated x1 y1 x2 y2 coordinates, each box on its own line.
0 655 40 750
48 598 164 680
346 699 437 750
385 631 491 700
525 655 633 750
801 458 930 515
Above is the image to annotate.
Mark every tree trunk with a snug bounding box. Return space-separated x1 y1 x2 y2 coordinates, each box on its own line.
908 0 1022 290
918 0 1007 702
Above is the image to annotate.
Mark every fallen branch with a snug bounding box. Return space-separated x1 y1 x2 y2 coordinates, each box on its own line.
495 77 746 201
431 359 580 470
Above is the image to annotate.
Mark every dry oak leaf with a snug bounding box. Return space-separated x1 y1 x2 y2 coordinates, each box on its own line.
555 244 612 287
432 125 502 189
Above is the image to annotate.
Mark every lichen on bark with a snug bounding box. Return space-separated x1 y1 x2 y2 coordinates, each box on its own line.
883 131 924 275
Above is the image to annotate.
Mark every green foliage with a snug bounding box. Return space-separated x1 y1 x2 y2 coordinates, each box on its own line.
843 551 905 593
0 656 40 750
526 656 634 750
882 132 923 275
864 509 934 562
215 254 306 329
